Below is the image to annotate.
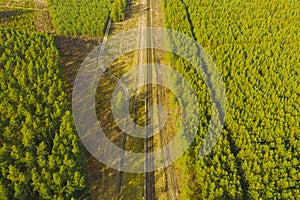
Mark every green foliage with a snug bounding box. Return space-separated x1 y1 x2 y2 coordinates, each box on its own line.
47 0 111 36
0 29 86 199
163 0 300 199
110 0 127 22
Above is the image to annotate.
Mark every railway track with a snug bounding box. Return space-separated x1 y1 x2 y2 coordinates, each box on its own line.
145 0 155 199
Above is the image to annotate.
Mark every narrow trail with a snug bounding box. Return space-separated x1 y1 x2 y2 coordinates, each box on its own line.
225 125 250 199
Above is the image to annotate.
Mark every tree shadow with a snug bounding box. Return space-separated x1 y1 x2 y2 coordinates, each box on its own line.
54 35 100 99
0 9 31 19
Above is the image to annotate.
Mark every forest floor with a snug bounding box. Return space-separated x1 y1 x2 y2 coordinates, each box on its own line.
87 0 148 198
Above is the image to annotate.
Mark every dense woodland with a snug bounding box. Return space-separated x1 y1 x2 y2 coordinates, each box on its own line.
0 0 87 199
0 29 86 200
47 0 110 36
163 0 299 199
47 0 127 36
